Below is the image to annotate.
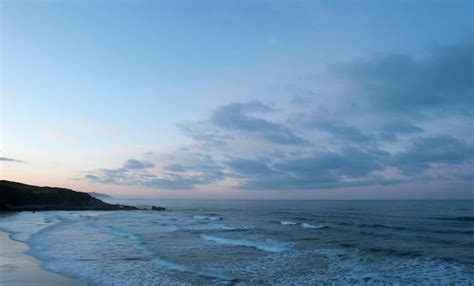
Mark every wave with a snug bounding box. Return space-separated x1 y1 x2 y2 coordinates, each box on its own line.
301 223 327 229
280 221 298 225
367 247 421 258
362 223 407 231
0 212 62 242
200 234 291 252
338 242 356 248
432 229 474 235
151 257 236 282
431 216 474 222
302 248 472 284
99 226 234 281
99 226 140 241
193 215 222 221
175 223 241 231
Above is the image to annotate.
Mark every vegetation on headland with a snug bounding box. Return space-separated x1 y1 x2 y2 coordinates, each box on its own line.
0 180 164 212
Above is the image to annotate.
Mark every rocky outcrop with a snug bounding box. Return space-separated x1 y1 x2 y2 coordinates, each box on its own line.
0 180 164 212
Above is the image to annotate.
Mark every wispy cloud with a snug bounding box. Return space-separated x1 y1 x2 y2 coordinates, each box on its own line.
0 157 24 163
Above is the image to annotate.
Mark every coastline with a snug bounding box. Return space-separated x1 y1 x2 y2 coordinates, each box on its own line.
0 227 85 286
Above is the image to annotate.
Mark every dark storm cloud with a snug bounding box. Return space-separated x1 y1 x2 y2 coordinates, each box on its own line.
335 41 474 116
394 135 474 175
210 101 309 145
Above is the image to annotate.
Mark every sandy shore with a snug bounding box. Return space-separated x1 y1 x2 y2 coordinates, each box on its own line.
0 230 85 286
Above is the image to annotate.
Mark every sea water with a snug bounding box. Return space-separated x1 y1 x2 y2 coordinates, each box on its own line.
0 200 473 285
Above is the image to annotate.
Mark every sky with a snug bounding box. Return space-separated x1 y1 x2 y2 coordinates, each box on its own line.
1 0 473 199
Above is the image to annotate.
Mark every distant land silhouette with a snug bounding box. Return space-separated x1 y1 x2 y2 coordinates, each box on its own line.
0 180 164 212
88 191 113 199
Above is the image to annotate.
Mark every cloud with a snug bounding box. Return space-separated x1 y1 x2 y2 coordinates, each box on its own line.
222 147 391 190
223 135 473 190
122 159 155 169
223 156 275 177
394 135 474 175
84 135 472 191
84 174 99 180
210 101 309 145
301 118 372 143
0 157 24 163
379 121 423 141
178 122 233 149
334 41 474 116
82 40 473 193
84 154 225 189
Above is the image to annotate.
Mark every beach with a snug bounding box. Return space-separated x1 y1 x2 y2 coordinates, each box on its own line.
0 227 84 286
0 201 472 285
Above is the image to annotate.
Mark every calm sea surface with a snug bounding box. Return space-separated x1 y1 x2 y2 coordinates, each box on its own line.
0 200 473 285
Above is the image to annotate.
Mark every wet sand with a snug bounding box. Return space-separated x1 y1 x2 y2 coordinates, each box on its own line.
0 230 85 285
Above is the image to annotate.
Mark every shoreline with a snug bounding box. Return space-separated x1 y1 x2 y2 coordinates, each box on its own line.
0 229 85 286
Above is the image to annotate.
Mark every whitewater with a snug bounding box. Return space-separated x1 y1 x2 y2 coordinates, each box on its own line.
0 200 473 285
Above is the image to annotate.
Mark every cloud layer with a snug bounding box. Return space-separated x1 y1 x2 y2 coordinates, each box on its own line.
84 41 473 192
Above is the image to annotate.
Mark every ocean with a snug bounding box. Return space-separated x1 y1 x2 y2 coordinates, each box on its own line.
0 200 473 285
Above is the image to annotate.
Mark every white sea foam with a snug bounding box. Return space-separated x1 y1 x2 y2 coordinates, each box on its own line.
8 202 473 285
280 221 298 225
100 226 140 241
301 223 326 229
0 212 61 242
185 223 238 231
151 257 232 281
151 257 194 273
193 215 207 219
98 222 234 281
200 234 291 252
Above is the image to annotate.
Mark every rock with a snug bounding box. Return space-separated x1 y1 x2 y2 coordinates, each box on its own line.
151 206 166 211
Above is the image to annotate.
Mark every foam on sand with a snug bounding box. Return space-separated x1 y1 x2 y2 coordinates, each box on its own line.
0 230 84 286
